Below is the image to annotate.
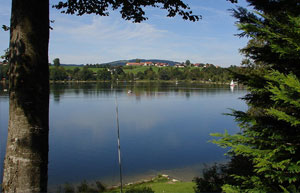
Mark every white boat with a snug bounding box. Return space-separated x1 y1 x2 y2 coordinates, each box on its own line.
127 90 132 94
230 80 237 87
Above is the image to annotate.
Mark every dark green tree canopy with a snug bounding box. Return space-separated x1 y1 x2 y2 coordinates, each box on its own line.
185 59 191 66
243 0 300 15
53 58 61 66
231 1 300 76
209 0 300 192
53 0 206 22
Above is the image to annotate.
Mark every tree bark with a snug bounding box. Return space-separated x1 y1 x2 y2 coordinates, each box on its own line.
2 0 49 192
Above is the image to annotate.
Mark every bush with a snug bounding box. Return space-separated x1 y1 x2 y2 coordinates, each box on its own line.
193 155 254 193
50 66 68 81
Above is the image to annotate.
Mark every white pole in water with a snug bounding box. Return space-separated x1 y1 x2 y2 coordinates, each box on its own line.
115 94 123 193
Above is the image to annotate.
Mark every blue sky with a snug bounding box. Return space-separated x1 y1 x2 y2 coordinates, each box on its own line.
0 0 250 67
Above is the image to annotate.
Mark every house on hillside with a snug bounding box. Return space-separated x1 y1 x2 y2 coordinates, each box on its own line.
175 63 185 68
155 63 169 67
142 62 154 66
126 61 169 67
126 62 155 66
204 63 214 68
193 63 202 67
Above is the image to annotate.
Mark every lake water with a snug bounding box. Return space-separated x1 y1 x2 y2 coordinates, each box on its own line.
0 82 247 189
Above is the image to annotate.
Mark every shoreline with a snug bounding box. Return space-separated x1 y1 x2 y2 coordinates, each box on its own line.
47 161 228 191
48 174 195 193
1 79 242 85
47 80 239 85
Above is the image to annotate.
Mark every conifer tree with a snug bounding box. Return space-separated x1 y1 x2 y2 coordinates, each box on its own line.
212 1 300 192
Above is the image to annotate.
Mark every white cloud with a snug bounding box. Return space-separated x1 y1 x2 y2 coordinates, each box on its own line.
193 5 229 17
53 16 167 44
49 4 246 67
0 0 248 67
49 15 174 64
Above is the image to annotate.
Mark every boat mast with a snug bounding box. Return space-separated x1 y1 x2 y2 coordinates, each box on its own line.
115 94 123 193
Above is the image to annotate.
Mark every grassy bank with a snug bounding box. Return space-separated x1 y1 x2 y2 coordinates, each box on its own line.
56 175 195 193
108 175 195 193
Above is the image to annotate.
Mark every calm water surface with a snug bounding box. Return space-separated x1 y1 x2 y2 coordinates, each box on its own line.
0 82 247 188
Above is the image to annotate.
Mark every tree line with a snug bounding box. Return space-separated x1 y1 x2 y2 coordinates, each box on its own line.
2 59 246 83
49 65 248 82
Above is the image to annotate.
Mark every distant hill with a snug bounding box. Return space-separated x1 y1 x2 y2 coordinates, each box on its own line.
51 59 180 66
49 64 84 67
100 59 180 66
60 64 84 66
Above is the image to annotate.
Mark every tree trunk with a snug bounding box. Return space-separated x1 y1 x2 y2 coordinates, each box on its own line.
2 0 49 192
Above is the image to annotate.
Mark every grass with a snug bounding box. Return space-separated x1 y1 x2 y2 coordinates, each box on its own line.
149 181 195 193
123 66 160 74
87 68 106 72
109 175 195 193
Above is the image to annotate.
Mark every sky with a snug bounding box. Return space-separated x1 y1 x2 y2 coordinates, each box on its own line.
0 0 250 67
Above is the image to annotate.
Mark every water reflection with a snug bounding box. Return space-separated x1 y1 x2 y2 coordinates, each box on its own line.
1 82 247 189
0 83 9 189
50 82 240 102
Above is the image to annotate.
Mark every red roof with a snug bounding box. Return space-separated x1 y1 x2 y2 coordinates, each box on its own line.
157 63 168 66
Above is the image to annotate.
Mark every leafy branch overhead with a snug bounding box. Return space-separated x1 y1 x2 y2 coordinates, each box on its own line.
2 25 10 31
53 0 207 22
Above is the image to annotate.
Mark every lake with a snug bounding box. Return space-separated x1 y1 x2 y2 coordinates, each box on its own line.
0 82 247 189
